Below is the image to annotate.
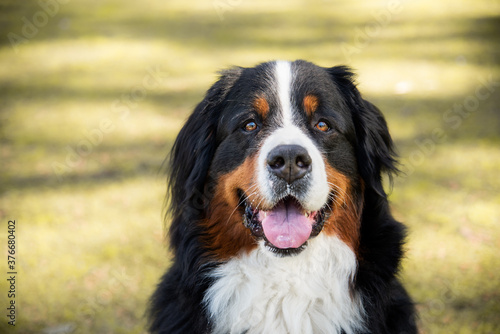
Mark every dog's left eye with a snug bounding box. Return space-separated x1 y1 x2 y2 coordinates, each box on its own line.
243 120 258 132
315 120 330 132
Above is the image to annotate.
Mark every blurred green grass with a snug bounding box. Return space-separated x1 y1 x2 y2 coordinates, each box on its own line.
0 0 499 333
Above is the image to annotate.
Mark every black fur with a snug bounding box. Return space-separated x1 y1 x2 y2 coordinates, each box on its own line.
148 61 417 334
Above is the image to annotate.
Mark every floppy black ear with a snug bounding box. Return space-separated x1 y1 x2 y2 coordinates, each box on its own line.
168 67 242 229
327 66 398 195
355 99 398 194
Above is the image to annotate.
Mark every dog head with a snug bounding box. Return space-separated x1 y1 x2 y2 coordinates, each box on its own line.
167 60 397 259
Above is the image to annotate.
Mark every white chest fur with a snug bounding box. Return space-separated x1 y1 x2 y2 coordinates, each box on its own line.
203 234 365 334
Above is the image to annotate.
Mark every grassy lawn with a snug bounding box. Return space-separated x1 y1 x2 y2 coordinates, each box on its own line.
0 0 499 333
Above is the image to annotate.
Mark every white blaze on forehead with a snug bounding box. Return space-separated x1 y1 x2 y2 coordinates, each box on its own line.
255 61 330 211
275 60 293 127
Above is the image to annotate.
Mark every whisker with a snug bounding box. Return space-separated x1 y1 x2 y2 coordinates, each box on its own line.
327 181 356 209
326 181 360 223
224 183 259 225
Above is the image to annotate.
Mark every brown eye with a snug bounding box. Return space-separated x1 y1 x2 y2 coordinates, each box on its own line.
315 120 330 132
244 121 258 132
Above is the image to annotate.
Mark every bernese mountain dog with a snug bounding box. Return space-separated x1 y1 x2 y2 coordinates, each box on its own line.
149 60 417 334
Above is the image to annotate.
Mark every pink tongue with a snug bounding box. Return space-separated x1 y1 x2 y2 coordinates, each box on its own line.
260 200 313 249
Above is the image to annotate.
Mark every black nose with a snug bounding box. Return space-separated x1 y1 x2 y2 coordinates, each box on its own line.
267 145 312 184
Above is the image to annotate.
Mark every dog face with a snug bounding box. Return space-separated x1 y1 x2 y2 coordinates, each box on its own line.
169 60 396 260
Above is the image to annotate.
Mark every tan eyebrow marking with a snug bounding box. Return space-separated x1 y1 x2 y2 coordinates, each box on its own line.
303 94 319 116
253 96 270 118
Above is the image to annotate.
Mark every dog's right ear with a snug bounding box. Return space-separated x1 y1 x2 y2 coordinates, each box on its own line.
167 67 243 222
326 66 398 197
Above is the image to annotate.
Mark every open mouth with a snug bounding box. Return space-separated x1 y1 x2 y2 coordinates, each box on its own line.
243 195 326 256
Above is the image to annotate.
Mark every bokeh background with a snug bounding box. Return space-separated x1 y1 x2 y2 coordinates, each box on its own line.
1 0 499 333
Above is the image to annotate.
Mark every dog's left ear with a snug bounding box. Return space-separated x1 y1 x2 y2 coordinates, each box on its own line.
327 66 398 195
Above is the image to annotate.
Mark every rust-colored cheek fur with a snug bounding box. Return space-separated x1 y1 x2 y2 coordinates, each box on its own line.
323 164 363 253
201 156 261 259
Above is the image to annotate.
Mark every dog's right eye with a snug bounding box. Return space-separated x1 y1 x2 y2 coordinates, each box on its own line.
243 120 258 132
